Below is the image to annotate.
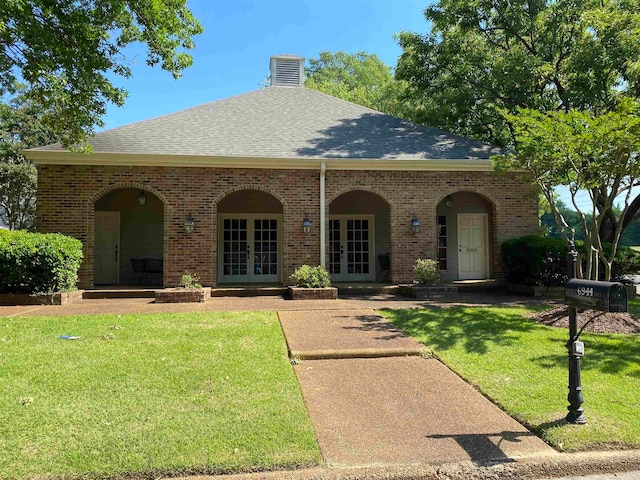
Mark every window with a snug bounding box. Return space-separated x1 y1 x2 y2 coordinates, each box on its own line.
437 215 447 270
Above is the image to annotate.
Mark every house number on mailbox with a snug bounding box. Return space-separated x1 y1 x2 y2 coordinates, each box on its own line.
576 287 594 297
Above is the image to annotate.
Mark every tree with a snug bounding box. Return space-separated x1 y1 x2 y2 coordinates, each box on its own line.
396 0 640 148
0 162 36 230
494 100 640 281
396 0 640 242
0 85 59 229
305 51 407 117
0 1 203 148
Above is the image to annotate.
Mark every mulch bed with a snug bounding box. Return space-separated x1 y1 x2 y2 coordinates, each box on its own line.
527 306 640 334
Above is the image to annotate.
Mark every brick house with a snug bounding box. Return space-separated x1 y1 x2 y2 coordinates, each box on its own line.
26 55 538 289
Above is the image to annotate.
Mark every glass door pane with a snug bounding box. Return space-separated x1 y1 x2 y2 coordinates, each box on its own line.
329 219 341 274
253 218 278 280
222 218 248 279
346 219 370 275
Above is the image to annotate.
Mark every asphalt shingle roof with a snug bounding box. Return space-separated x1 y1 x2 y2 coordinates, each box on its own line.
32 86 501 160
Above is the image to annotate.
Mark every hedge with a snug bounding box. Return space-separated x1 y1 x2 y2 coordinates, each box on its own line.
501 235 640 286
0 230 83 294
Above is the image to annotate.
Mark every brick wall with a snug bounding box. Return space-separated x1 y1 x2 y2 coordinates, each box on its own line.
36 165 537 288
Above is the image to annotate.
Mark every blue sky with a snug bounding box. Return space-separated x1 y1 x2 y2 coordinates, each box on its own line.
102 0 431 130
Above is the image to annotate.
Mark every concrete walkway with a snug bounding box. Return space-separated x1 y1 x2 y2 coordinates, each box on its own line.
279 308 556 467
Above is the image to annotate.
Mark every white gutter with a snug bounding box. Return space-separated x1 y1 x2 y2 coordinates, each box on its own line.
320 162 326 268
25 150 495 172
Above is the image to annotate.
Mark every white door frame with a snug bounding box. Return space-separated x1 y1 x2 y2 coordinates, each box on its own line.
94 211 120 285
217 214 282 284
457 213 489 280
328 214 376 282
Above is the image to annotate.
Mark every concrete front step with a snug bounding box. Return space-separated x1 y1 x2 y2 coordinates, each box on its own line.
83 289 156 299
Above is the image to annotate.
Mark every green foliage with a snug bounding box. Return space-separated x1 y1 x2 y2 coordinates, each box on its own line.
305 51 407 117
0 85 59 230
396 0 640 149
502 235 640 285
494 101 640 280
412 258 441 285
0 1 203 148
0 161 37 230
501 235 568 286
290 265 331 288
178 272 202 289
0 229 83 293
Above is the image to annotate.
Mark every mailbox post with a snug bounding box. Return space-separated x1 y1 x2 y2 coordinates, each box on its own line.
564 241 628 424
565 241 585 424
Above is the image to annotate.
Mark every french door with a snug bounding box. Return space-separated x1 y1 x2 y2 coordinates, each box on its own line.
328 215 375 282
218 215 281 283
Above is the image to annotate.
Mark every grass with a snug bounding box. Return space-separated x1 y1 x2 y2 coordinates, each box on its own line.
0 311 321 479
381 302 640 452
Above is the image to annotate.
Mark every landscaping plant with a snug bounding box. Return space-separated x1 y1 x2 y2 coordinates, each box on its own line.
0 230 83 293
289 265 331 288
178 272 202 288
412 258 440 285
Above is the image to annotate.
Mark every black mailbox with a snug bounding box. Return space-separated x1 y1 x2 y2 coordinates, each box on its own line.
565 279 628 313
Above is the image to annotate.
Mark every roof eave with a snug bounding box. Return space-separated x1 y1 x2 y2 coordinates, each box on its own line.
24 150 496 171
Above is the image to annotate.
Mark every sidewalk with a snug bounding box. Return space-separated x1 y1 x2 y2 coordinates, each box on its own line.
0 292 553 318
279 308 556 467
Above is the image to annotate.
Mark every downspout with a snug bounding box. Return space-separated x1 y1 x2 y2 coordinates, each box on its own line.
320 162 326 268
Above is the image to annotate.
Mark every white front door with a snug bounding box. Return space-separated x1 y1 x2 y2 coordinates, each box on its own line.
95 211 120 285
329 215 375 282
457 213 488 280
218 215 281 283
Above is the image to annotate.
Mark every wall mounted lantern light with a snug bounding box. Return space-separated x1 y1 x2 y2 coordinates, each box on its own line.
303 214 312 234
137 190 147 206
444 195 454 208
185 214 195 234
411 214 421 234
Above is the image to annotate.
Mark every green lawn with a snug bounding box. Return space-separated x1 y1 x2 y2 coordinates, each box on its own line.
382 303 640 452
0 311 320 479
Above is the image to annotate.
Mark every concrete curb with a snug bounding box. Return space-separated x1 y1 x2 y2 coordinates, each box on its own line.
172 450 640 480
289 347 429 361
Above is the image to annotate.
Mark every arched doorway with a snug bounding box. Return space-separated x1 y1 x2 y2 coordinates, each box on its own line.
436 191 494 281
217 189 283 284
329 190 391 282
94 188 164 286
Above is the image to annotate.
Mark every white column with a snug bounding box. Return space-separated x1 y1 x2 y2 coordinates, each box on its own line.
320 162 326 268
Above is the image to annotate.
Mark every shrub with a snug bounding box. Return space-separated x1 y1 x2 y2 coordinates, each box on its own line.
501 235 640 286
290 265 331 288
0 230 83 294
413 258 440 285
501 235 568 286
178 272 202 288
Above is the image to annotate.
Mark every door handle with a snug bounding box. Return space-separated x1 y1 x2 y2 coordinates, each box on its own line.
115 244 118 262
340 246 344 259
247 246 250 259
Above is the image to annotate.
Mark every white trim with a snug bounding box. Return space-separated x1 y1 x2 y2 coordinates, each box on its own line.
320 162 326 268
26 150 495 172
